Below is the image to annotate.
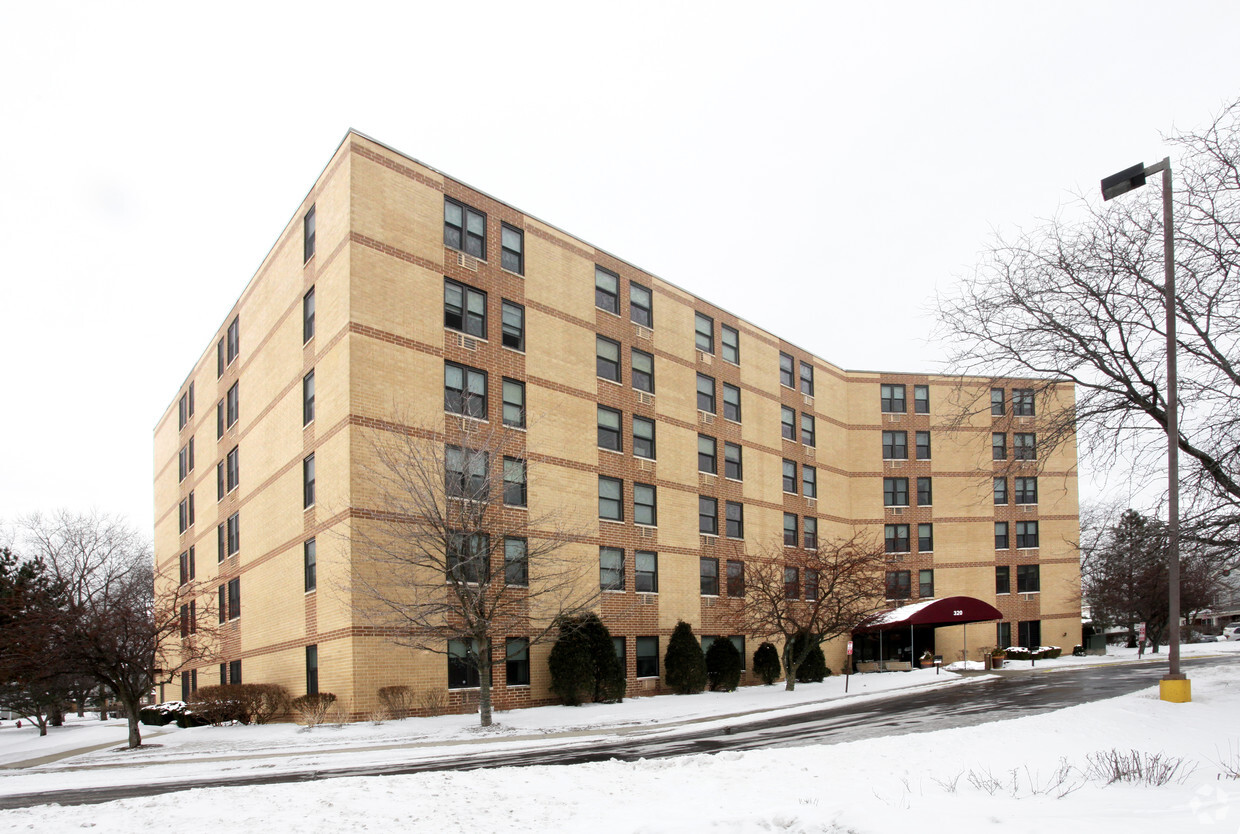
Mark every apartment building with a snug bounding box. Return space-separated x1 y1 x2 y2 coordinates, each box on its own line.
153 131 1080 713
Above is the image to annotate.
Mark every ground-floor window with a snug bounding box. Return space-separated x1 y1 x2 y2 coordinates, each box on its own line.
448 639 482 689
1018 620 1041 649
306 645 319 695
635 636 658 678
997 621 1012 649
505 638 530 686
229 659 242 685
613 637 627 676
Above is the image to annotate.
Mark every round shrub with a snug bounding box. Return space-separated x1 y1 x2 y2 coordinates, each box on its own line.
705 637 742 692
663 621 707 694
791 633 829 683
548 613 625 705
753 642 781 685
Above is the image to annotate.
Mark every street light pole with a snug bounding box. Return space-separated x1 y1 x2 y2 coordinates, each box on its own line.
1101 158 1188 702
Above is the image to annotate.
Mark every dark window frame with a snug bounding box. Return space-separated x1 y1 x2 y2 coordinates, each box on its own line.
884 477 909 507
303 205 316 263
700 557 719 596
633 415 656 459
598 406 623 451
695 312 714 354
502 378 525 428
597 335 621 382
721 324 739 364
629 281 652 327
500 223 524 274
595 266 619 314
444 197 487 259
599 476 623 521
444 361 488 419
880 383 906 413
600 546 625 591
444 277 488 338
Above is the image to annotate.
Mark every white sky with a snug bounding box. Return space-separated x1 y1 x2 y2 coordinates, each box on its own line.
2 1 1238 533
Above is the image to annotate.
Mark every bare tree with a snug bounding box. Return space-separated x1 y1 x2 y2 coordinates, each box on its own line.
22 512 214 748
1082 509 1220 651
937 97 1240 554
0 548 75 736
350 417 600 727
727 533 887 690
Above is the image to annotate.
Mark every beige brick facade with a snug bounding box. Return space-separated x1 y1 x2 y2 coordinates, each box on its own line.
153 131 1081 714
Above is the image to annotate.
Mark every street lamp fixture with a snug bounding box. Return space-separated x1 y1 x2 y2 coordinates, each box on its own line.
1100 157 1189 703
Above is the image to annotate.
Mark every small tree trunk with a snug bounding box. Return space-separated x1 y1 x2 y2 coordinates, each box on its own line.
120 697 143 748
477 654 493 727
781 644 797 692
36 715 48 736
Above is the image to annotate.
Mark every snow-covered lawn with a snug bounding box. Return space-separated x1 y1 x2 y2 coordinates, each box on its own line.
2 642 1238 832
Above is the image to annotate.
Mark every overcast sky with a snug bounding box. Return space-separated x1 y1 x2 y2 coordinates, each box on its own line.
2 2 1238 534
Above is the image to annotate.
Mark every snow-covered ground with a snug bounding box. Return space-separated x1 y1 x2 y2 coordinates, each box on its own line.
2 642 1239 832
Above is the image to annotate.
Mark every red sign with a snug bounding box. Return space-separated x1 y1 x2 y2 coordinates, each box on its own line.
1137 622 1147 641
846 640 854 655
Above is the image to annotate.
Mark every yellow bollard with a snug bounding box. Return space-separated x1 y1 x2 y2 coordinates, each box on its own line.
1159 678 1191 703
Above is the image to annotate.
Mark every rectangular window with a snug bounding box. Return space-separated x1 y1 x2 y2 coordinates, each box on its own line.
915 431 931 460
178 499 187 534
216 461 224 500
188 546 195 581
229 660 242 685
633 416 655 459
994 477 1008 505
306 645 318 695
600 546 624 590
803 516 818 549
445 362 487 418
446 445 489 499
698 435 717 474
303 205 315 263
217 338 224 378
503 457 527 507
1012 388 1035 416
505 537 528 587
595 266 619 314
188 492 195 527
502 379 525 428
598 406 622 451
1018 620 1042 649
992 432 1007 460
784 567 799 599
696 373 716 413
884 478 909 506
179 445 188 482
724 442 742 480
1014 477 1038 505
635 637 659 678
227 513 240 556
782 459 797 494
882 431 907 460
997 622 1012 649
303 454 316 508
188 383 194 418
635 551 658 593
178 394 187 430
501 223 523 274
599 476 623 521
881 383 906 413
801 413 815 446
1017 564 1041 593
700 557 719 596
781 406 796 440
218 585 226 623
188 438 195 472
995 522 1010 549
721 324 739 364
914 385 929 414
783 513 797 547
304 538 317 592
779 352 795 388
917 477 932 506
303 286 315 343
1014 432 1036 460
699 495 718 535
227 577 241 620
800 361 814 396
227 382 239 428
885 524 910 553
725 501 744 539
802 465 817 498
179 551 189 586
722 383 741 422
505 638 530 686
217 400 224 439
1016 521 1039 549
991 388 1005 416
726 560 744 597
447 638 481 689
996 565 1011 595
217 524 225 563
501 300 524 351
918 523 933 552
303 370 315 425
226 316 239 366
597 336 621 381
631 348 654 393
226 446 239 492
886 570 911 600
444 197 486 258
444 278 487 338
695 312 714 353
630 282 652 327
804 568 819 601
633 482 656 526
614 637 627 676
447 532 489 584
919 569 934 598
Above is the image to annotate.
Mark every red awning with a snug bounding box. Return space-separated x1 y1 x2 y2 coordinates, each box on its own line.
852 596 1004 634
